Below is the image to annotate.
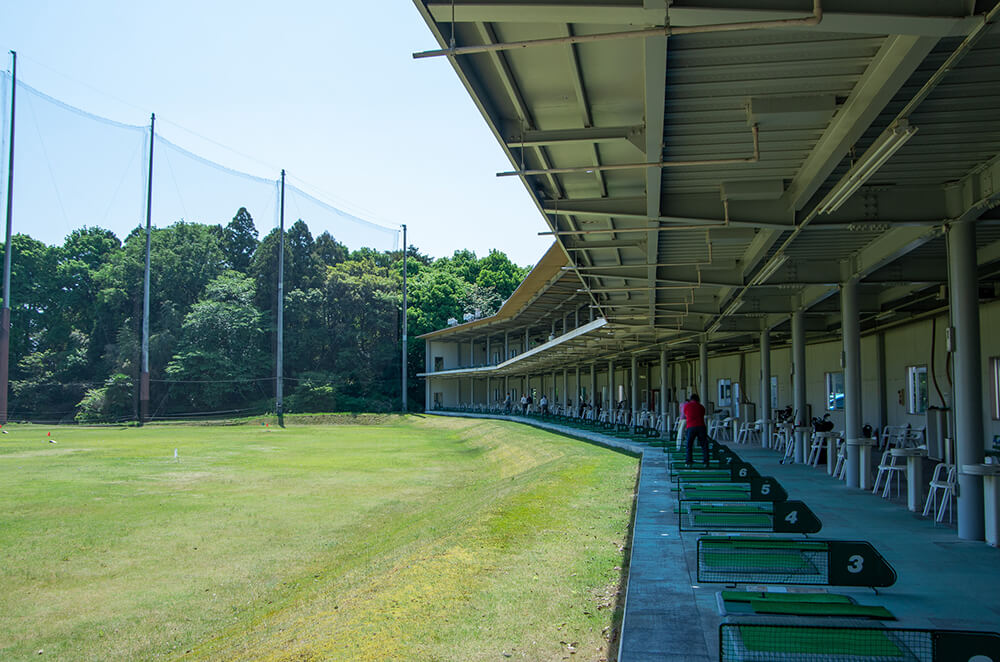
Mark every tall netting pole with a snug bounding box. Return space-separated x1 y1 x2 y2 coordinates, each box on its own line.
401 224 408 413
276 169 285 426
0 51 17 426
139 113 155 425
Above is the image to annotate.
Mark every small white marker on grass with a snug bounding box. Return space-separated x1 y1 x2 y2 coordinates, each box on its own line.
174 448 178 461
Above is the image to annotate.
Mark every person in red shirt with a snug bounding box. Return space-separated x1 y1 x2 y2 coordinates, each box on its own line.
682 393 709 466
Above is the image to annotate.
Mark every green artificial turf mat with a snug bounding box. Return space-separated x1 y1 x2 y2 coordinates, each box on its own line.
692 512 774 527
703 551 817 572
737 626 903 656
749 601 894 619
722 591 852 604
703 539 827 551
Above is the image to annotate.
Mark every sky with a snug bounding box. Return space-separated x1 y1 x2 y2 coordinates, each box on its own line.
0 0 552 266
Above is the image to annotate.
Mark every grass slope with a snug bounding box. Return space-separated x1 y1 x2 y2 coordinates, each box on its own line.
0 416 637 661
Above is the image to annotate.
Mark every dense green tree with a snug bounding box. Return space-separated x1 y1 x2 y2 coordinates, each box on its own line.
475 249 527 300
313 231 348 267
405 267 466 337
2 213 530 418
165 272 267 411
221 207 258 272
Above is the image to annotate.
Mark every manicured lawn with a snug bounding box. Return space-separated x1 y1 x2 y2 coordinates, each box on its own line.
0 415 637 661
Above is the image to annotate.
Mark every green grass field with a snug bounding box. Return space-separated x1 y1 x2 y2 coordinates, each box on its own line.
0 415 637 661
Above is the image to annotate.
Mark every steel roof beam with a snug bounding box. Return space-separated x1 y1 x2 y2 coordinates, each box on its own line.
427 3 670 25
644 23 668 328
782 35 939 214
666 4 976 37
503 125 645 149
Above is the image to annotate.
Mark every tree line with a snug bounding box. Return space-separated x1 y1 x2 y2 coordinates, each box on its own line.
3 208 528 422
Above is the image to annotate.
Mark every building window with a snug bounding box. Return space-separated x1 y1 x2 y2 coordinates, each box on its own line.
907 365 928 415
826 372 845 411
718 379 732 407
433 356 444 371
989 357 1000 421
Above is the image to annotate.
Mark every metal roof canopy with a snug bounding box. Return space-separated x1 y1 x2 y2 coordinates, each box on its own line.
412 0 1000 359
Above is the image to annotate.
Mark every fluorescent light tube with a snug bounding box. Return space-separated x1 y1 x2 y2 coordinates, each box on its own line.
817 120 918 215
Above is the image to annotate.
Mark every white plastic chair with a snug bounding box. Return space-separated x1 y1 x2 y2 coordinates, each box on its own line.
872 450 906 498
923 463 957 523
773 422 792 455
716 417 733 442
834 439 848 480
806 432 826 467
736 420 760 445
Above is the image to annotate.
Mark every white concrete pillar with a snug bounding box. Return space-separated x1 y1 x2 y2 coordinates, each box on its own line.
760 329 772 449
504 331 509 360
842 278 863 488
949 219 986 540
792 310 807 464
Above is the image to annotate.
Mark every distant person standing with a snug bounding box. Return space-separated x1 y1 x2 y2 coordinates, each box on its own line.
503 393 512 414
683 393 709 466
539 394 549 415
520 394 528 415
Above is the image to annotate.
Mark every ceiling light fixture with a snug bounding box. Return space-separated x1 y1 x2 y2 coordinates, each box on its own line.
817 120 918 215
750 254 789 286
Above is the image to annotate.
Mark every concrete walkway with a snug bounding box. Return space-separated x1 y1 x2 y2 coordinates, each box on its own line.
430 413 1000 660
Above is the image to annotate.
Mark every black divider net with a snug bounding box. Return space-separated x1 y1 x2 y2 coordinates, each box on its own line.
698 538 896 587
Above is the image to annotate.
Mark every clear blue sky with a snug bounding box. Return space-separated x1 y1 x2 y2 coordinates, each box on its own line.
0 0 551 266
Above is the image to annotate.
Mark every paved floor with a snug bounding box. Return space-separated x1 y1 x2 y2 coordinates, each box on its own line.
430 413 1000 660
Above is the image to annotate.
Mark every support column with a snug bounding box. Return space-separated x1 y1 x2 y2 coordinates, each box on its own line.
575 365 581 406
792 310 808 464
562 369 568 412
949 220 986 541
608 358 615 409
524 327 530 353
760 329 772 449
699 340 709 401
504 331 509 360
486 376 491 408
590 363 597 409
631 355 639 424
660 349 669 430
842 278 863 488
876 332 887 430
486 335 491 365
425 339 431 410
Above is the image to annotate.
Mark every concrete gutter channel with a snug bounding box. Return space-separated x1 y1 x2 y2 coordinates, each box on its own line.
429 412 1000 660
